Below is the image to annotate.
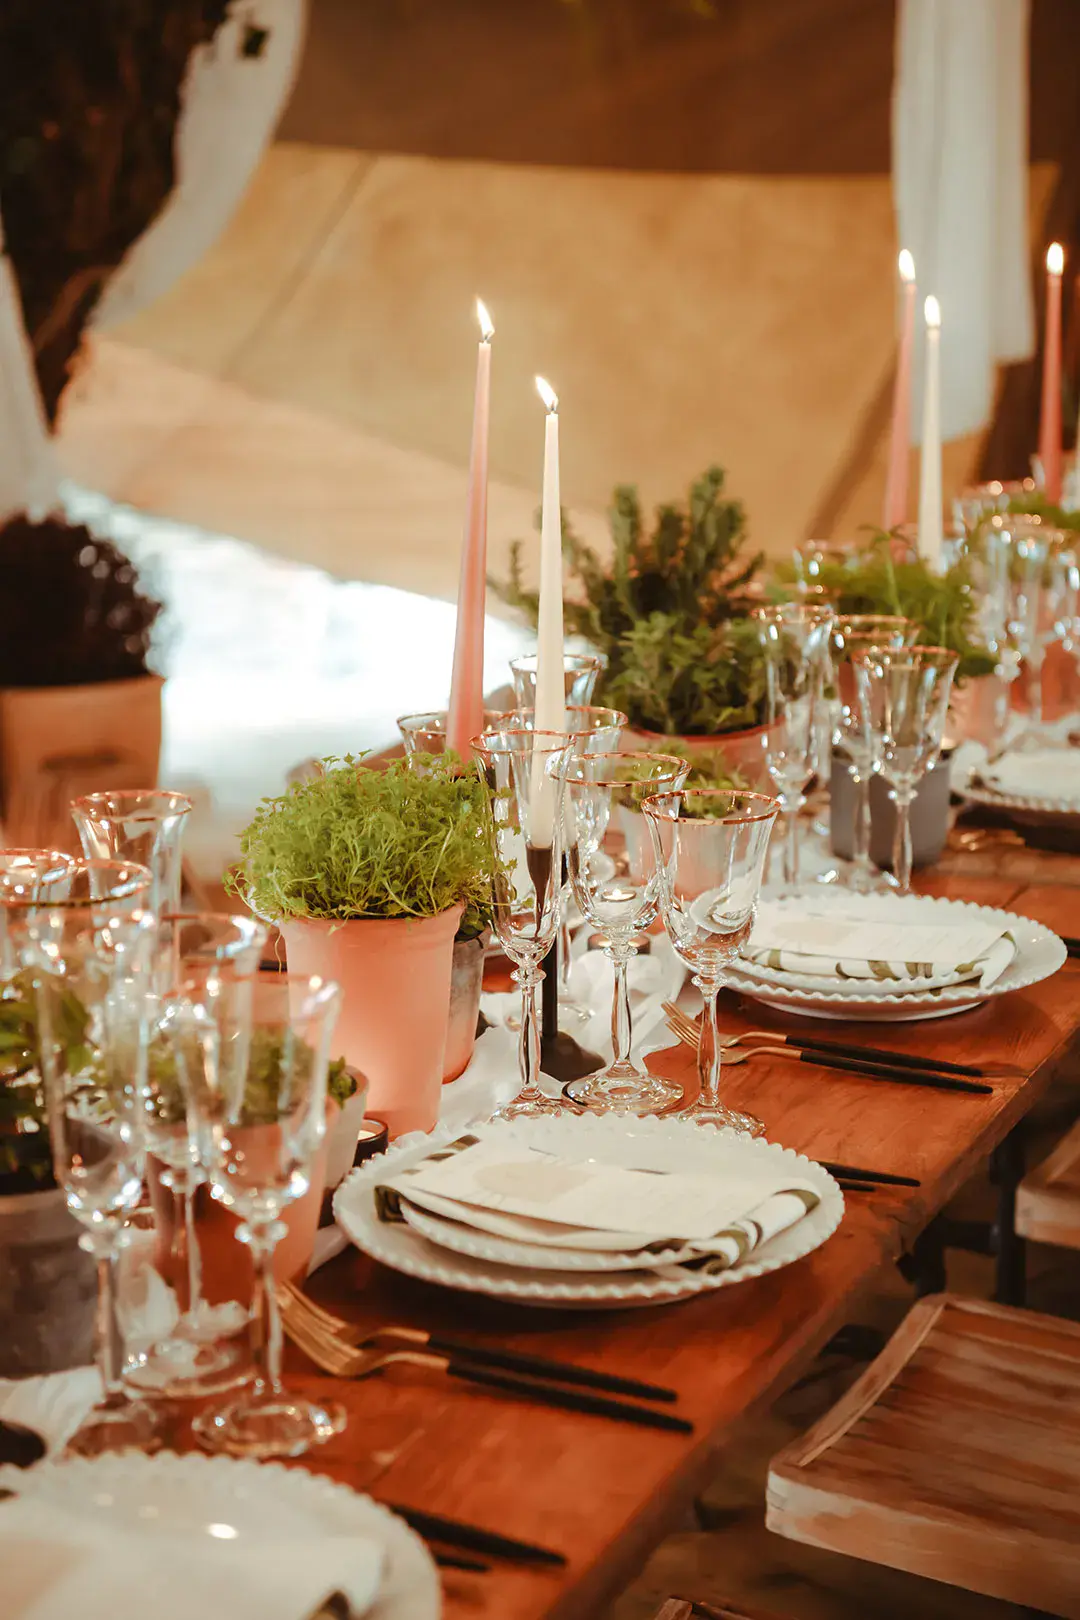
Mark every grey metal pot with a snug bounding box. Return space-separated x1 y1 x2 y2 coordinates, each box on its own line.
0 1186 96 1376
830 750 952 871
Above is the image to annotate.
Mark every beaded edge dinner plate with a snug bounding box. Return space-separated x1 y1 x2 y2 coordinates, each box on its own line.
0 1451 439 1620
333 1115 844 1309
724 897 1065 1020
962 779 1080 827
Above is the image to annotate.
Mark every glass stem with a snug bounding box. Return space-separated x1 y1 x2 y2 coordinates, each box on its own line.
851 770 873 886
607 943 635 1071
94 1242 126 1407
890 785 916 895
694 978 723 1108
780 793 805 889
513 966 544 1104
244 1221 284 1398
182 1174 203 1321
559 891 574 997
1027 649 1044 731
992 669 1012 755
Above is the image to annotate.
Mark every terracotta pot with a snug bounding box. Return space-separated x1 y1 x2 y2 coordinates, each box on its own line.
443 934 486 1083
0 673 164 853
282 906 463 1138
0 1185 97 1375
147 1103 336 1311
946 675 1003 749
620 721 777 790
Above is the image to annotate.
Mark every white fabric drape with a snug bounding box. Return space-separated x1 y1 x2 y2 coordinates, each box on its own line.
0 207 59 524
893 0 1033 443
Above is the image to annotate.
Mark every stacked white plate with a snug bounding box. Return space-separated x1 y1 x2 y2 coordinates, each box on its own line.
0 1451 439 1620
334 1114 844 1310
963 747 1080 830
725 892 1065 1021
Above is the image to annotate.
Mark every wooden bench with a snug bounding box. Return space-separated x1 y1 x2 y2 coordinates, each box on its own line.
766 1294 1080 1618
1016 1114 1080 1248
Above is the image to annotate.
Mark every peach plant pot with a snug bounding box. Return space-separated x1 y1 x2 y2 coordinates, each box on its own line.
0 673 164 852
148 1103 335 1311
620 721 778 790
443 934 485 1083
282 906 463 1138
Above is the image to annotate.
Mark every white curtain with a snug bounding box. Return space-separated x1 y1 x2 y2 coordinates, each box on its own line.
893 0 1033 443
0 206 59 524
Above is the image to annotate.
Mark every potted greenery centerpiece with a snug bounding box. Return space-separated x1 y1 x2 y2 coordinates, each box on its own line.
496 466 773 783
0 972 96 1376
231 754 494 1138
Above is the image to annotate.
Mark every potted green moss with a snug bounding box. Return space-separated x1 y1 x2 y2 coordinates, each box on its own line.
231 755 494 1139
495 467 774 782
0 973 96 1376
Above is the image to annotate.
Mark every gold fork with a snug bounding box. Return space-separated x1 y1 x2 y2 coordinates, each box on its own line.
279 1283 678 1402
277 1290 690 1431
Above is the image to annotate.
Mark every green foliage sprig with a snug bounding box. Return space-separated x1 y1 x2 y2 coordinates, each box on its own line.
231 754 494 939
1006 493 1080 531
772 536 995 683
148 1028 357 1131
493 466 767 736
0 973 92 1192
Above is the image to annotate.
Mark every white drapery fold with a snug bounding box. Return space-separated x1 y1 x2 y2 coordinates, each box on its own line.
893 0 1033 443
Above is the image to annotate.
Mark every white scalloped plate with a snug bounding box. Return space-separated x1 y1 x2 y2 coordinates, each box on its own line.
725 895 1065 1022
333 1115 844 1309
962 779 1080 828
0 1450 439 1620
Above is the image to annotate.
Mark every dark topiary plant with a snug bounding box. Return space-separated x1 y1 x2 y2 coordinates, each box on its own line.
0 514 163 687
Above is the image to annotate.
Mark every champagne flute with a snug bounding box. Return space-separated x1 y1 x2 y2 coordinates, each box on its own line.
754 603 833 894
852 646 959 894
72 789 194 913
167 973 345 1459
21 858 159 1455
643 789 779 1133
472 727 571 1118
509 652 603 710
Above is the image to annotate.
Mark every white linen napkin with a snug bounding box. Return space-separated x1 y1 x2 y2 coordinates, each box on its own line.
976 749 1080 805
743 897 1016 988
0 1370 101 1458
0 1494 384 1620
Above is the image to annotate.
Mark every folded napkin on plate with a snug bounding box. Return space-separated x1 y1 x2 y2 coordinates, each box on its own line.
742 898 1016 988
974 749 1080 804
0 1495 384 1620
0 1370 101 1459
376 1133 820 1269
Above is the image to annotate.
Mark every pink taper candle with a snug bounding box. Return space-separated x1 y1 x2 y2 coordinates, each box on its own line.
446 298 494 758
1039 243 1064 505
883 249 916 530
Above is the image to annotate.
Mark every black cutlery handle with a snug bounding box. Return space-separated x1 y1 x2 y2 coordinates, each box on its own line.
445 1360 693 1433
427 1334 676 1403
795 1050 991 1093
434 1551 491 1573
383 1502 566 1567
793 1035 984 1078
819 1160 920 1188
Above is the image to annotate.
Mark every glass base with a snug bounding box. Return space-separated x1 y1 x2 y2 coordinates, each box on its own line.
682 1102 765 1136
566 1067 682 1116
66 1397 166 1458
124 1328 252 1400
495 1088 570 1120
506 996 594 1033
193 1392 346 1459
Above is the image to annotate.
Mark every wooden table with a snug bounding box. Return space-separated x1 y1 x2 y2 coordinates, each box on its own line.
139 848 1080 1620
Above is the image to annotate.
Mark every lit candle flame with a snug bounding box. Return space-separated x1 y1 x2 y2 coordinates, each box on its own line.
1047 242 1065 276
535 375 558 414
898 248 915 283
476 297 494 341
924 295 941 330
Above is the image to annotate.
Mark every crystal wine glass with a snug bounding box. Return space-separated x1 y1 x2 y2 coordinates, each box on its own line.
509 652 603 710
852 646 959 894
397 710 514 761
754 603 834 895
502 706 627 1031
826 614 915 893
166 973 345 1459
643 789 779 1134
557 751 690 1114
72 789 194 913
472 727 572 1118
123 912 269 1400
20 858 159 1456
